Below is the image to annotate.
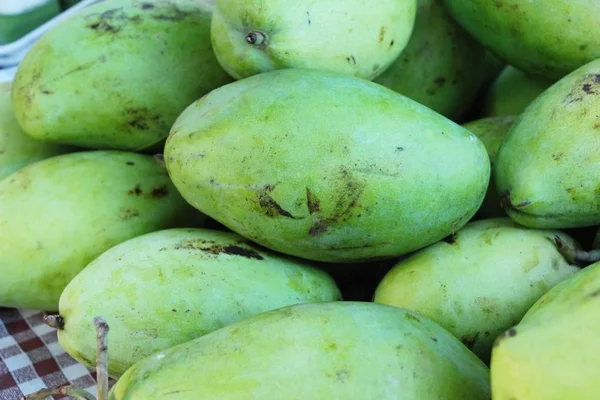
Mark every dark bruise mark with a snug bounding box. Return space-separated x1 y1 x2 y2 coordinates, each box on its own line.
335 370 350 383
378 26 386 43
431 337 438 342
174 239 264 260
126 161 135 166
389 39 394 48
589 289 600 298
552 152 564 161
151 185 168 198
434 76 447 87
510 3 519 10
125 107 162 131
583 83 595 94
507 328 517 337
128 184 142 196
309 220 328 236
121 208 140 220
257 185 298 218
307 168 366 237
85 7 142 33
306 188 321 214
151 4 190 21
141 2 155 10
306 11 311 25
494 1 503 7
41 90 53 95
495 327 517 347
442 233 457 244
594 122 600 129
172 309 177 312
580 44 588 51
372 63 380 72
396 146 404 152
514 200 532 208
404 313 420 323
346 55 356 65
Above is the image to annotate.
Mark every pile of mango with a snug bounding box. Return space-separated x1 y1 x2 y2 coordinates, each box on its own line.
1 0 600 399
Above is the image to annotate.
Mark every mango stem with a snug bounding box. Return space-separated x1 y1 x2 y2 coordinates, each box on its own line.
42 314 64 330
246 31 268 47
94 317 110 400
554 236 600 265
20 385 96 400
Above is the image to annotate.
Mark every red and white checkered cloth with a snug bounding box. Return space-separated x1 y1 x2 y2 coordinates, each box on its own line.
0 308 98 400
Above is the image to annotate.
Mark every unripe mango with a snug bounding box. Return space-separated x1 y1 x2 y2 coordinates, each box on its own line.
57 227 341 378
165 68 491 263
109 302 491 399
374 218 580 363
0 151 204 310
11 0 232 151
495 58 600 228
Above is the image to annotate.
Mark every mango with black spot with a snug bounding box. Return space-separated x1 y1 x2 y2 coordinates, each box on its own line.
10 0 232 151
495 58 600 229
0 150 205 311
56 227 341 378
374 218 580 364
108 302 491 399
0 82 74 180
491 260 600 399
164 68 491 263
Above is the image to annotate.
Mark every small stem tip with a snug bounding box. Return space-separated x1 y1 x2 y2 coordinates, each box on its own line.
94 317 110 400
43 314 64 330
246 30 267 47
554 236 600 266
21 385 96 400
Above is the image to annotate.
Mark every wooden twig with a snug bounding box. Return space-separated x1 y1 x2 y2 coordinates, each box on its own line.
20 385 95 400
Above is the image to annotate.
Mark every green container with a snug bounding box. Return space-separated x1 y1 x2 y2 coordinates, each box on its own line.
0 0 61 45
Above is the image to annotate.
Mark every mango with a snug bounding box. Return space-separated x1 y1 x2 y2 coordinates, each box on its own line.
0 81 73 180
56 227 341 378
374 0 487 120
482 66 555 117
495 58 600 229
491 261 600 399
11 0 232 151
462 115 517 218
210 0 417 80
109 302 491 399
442 0 600 79
164 68 491 263
0 150 204 310
373 218 580 363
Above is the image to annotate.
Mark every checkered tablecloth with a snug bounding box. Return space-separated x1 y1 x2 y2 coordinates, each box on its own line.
0 308 98 400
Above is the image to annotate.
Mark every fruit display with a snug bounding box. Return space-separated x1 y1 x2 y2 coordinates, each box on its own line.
0 0 598 399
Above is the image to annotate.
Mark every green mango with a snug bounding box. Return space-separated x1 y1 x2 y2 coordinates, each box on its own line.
0 81 73 180
11 0 232 151
57 227 341 378
481 66 555 117
164 68 491 263
462 115 517 218
373 0 487 120
442 0 600 79
109 302 491 399
0 150 204 311
495 58 600 229
210 0 417 80
491 261 600 399
373 218 580 364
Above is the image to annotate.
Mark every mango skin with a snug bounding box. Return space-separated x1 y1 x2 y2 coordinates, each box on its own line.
58 228 341 378
11 0 232 151
462 116 517 218
373 218 580 364
495 58 600 229
109 302 491 399
482 66 555 117
491 261 600 399
0 151 205 311
0 82 73 180
210 0 417 80
374 0 487 120
442 0 600 79
164 68 491 263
